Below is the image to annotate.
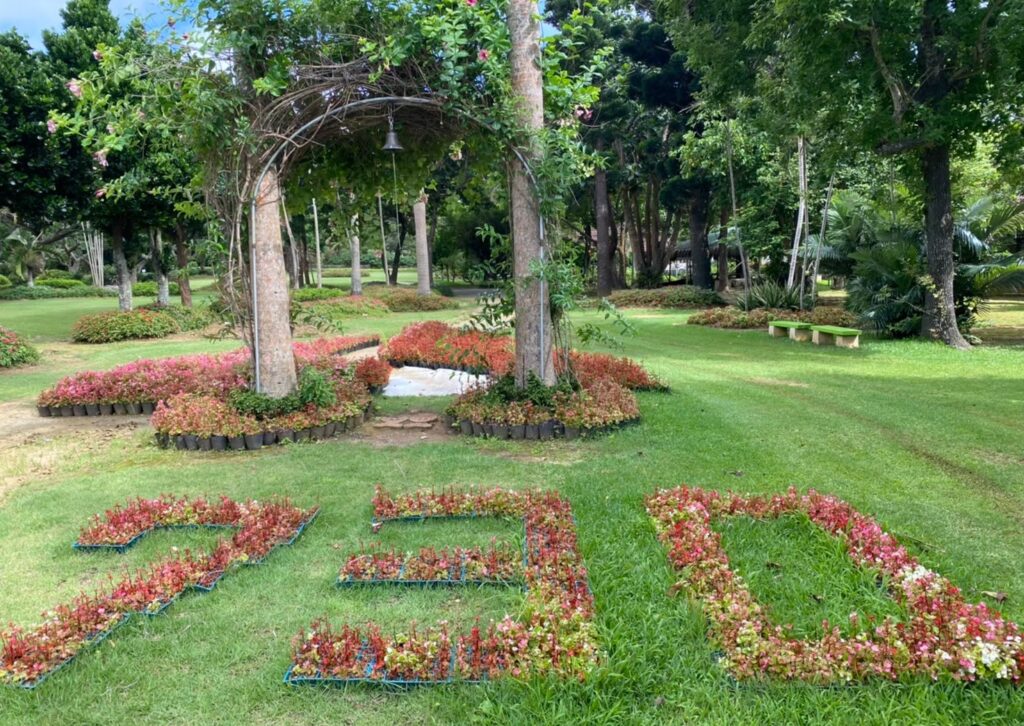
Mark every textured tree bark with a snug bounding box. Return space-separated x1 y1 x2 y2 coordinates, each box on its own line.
414 194 431 296
111 223 132 312
280 194 301 290
716 210 730 292
151 229 170 306
689 182 713 289
350 213 362 296
253 168 298 397
786 136 808 290
508 0 555 387
594 141 614 297
173 224 192 307
920 144 970 349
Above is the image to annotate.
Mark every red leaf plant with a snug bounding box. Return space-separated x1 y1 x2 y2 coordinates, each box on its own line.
1 496 317 688
646 486 1024 685
340 543 521 584
289 486 597 684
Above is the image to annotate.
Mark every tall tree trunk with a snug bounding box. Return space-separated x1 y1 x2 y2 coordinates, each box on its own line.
689 182 713 289
594 140 614 297
716 210 730 292
376 192 391 284
253 168 298 397
787 136 808 290
508 0 555 386
389 212 404 286
920 144 970 349
280 194 301 290
413 193 431 296
349 213 363 296
173 224 192 307
111 223 132 312
151 228 170 306
311 198 323 288
724 119 750 291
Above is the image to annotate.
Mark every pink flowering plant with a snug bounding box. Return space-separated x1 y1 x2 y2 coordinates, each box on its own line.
2 496 318 688
288 486 598 684
646 486 1024 684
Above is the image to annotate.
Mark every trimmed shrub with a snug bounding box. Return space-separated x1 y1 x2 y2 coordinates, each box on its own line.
0 285 114 300
353 357 392 389
292 286 347 303
607 286 722 308
0 327 40 367
141 303 215 332
0 274 11 288
132 281 182 297
687 306 860 329
37 269 76 280
71 309 180 343
36 278 86 289
365 286 459 312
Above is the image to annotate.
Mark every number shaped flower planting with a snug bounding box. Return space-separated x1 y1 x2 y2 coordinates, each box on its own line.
646 486 1024 684
286 486 598 686
1 495 318 689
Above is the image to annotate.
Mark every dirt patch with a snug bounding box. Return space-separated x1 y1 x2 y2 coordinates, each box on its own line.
348 411 453 447
0 401 150 449
745 377 810 389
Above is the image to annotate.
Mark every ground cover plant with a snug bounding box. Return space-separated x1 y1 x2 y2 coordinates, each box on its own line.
606 286 723 309
688 306 861 330
0 326 39 368
0 285 115 300
1 495 318 689
646 486 1024 684
286 486 597 685
70 309 181 344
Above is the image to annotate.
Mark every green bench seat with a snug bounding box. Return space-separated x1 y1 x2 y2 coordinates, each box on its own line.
810 325 861 348
767 319 813 341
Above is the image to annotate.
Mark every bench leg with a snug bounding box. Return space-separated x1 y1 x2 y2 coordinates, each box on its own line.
768 325 788 338
835 335 860 349
812 330 836 346
790 328 812 342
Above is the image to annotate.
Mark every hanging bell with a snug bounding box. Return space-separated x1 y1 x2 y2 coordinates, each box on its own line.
382 127 403 152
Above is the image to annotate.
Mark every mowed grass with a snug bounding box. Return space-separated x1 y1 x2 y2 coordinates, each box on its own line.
0 306 1023 723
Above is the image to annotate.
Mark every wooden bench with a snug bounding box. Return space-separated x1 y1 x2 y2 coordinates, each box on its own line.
767 320 813 342
810 325 861 348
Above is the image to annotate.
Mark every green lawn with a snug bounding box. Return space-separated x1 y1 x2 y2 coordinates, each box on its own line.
1 305 1023 724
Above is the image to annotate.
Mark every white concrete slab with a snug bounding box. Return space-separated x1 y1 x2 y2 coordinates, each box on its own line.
382 366 489 397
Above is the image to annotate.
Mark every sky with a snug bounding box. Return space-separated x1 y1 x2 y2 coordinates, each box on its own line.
0 0 164 50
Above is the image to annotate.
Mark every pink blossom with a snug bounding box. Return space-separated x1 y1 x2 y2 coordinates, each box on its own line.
92 49 103 61
478 48 490 61
66 80 82 98
466 0 477 6
46 119 57 134
94 188 106 199
93 150 108 168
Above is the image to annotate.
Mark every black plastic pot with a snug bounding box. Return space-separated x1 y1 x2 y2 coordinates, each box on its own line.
174 435 187 450
244 433 263 450
472 422 485 437
127 402 143 415
511 424 525 440
563 426 580 441
183 434 199 450
197 436 212 451
276 429 294 443
211 435 227 451
525 424 539 440
59 405 73 417
73 404 86 416
460 420 473 436
323 422 336 437
263 430 278 445
85 403 100 416
37 405 51 418
99 403 114 416
141 401 155 415
228 436 246 451
156 432 169 448
311 425 326 440
113 403 128 415
493 424 511 440
539 421 555 440
295 429 310 442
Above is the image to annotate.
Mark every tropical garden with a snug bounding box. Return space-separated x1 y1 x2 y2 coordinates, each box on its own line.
1 0 1023 723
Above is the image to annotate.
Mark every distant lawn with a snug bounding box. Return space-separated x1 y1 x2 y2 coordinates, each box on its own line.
2 307 1024 723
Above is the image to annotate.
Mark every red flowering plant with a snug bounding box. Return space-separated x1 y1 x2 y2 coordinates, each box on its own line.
2 496 318 688
353 357 392 390
340 544 522 585
646 486 1024 685
288 486 597 685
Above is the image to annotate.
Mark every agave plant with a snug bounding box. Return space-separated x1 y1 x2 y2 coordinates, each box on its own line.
736 280 803 311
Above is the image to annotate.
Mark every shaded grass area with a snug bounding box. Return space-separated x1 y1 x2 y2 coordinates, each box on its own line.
0 307 1023 723
716 514 903 639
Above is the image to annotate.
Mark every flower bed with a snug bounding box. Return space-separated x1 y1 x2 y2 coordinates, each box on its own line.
646 486 1024 684
1 495 318 689
285 486 597 685
338 544 522 586
381 321 663 390
687 306 860 329
36 334 380 415
71 309 181 343
445 378 640 440
0 326 39 368
607 286 723 309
